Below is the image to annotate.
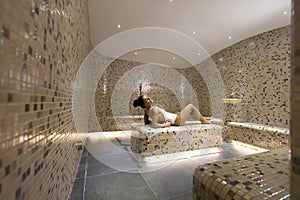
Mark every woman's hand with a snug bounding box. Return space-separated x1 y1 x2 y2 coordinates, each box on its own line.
164 121 171 127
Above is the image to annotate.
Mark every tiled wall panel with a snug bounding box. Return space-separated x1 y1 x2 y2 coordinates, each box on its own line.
95 26 290 131
95 59 210 131
212 26 290 128
291 0 300 198
0 0 91 199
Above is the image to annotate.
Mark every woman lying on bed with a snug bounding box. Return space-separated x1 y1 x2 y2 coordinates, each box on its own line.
133 95 211 128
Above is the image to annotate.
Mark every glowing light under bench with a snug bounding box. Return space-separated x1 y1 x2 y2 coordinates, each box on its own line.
138 147 222 164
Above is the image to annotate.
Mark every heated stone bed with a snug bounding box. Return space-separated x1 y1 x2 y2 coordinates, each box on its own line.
223 122 289 150
193 147 290 200
131 121 223 157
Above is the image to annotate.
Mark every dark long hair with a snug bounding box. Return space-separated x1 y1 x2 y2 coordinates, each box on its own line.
133 95 145 108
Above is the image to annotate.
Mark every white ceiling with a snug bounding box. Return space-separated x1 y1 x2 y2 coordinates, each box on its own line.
88 0 291 68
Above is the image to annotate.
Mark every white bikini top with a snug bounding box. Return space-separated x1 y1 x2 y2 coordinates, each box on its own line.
150 105 177 124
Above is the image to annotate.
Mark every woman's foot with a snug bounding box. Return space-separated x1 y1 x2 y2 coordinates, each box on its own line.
201 119 211 124
200 116 211 124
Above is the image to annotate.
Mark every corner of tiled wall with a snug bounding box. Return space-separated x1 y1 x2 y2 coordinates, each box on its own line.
0 0 92 199
291 0 300 198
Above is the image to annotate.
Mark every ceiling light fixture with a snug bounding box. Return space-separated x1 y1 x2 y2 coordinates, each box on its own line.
169 0 173 2
134 52 138 55
117 24 121 28
283 11 287 15
197 53 201 56
193 31 196 34
228 36 232 40
172 57 176 60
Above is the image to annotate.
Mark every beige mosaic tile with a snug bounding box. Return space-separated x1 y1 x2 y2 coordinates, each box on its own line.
94 26 290 131
223 122 289 150
0 0 91 199
212 26 290 128
131 121 222 156
193 147 290 200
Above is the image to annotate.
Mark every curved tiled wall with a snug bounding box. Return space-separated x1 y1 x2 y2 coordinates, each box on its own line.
212 26 290 128
95 26 290 131
0 0 92 199
95 59 210 131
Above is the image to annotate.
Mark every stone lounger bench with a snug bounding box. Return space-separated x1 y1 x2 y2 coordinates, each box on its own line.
131 121 223 158
223 122 289 150
193 122 290 199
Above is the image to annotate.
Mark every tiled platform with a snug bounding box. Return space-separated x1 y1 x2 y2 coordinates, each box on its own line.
193 147 290 200
131 122 223 157
223 122 289 150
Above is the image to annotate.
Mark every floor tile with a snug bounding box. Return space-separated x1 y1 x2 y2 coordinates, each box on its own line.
70 131 270 200
70 178 85 199
91 151 138 172
85 136 127 156
167 191 193 200
85 171 158 200
176 154 221 173
69 195 83 200
86 155 117 177
76 156 87 178
141 162 193 199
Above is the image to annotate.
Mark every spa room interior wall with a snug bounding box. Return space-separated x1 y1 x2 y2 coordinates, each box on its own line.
95 26 290 131
291 0 300 198
0 0 92 199
212 26 290 128
95 59 211 131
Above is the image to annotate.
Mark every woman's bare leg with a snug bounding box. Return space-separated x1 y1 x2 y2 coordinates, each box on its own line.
176 104 210 125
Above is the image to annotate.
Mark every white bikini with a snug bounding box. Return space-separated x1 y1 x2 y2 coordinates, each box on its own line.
152 106 178 124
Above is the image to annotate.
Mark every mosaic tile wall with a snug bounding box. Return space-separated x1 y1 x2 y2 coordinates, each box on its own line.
193 147 290 200
95 26 290 131
212 26 291 128
95 59 211 131
0 0 91 199
291 0 300 198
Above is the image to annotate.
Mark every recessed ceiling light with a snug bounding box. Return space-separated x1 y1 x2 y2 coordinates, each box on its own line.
193 31 196 34
169 0 173 2
228 36 232 40
283 11 287 15
134 52 138 55
172 57 176 60
197 53 201 56
117 24 121 28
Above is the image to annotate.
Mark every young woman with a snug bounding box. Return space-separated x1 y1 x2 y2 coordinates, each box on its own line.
133 95 210 128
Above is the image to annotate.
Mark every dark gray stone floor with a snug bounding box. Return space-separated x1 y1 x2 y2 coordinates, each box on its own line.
69 132 266 200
